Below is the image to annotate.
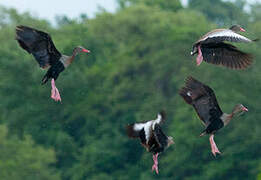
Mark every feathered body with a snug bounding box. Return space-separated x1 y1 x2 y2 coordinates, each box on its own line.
126 111 173 154
179 76 248 156
191 25 257 69
15 25 90 101
126 111 173 173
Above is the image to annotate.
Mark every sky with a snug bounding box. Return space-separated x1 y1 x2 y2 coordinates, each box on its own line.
0 0 117 22
0 0 260 23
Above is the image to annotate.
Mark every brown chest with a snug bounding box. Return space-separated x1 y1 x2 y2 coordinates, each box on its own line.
59 55 74 68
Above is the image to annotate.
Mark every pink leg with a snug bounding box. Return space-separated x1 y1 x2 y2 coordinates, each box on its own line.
51 79 62 102
209 134 221 157
196 45 203 66
151 153 159 174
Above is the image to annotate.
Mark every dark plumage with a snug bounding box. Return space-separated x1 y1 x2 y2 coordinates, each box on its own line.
16 25 62 70
126 111 173 174
148 124 170 154
179 76 248 156
191 24 258 69
41 60 65 85
15 25 90 101
126 111 170 152
200 42 252 69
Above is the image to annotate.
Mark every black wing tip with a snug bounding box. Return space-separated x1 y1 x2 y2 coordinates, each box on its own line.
184 76 203 88
234 52 253 70
15 26 24 38
178 76 197 104
252 38 259 42
16 25 24 28
126 124 137 138
179 87 193 104
15 25 33 39
236 59 253 70
15 25 31 33
15 25 47 36
15 25 23 30
224 53 253 70
158 110 166 120
199 130 207 137
41 75 49 85
201 42 254 70
179 76 204 104
16 25 33 30
185 76 196 84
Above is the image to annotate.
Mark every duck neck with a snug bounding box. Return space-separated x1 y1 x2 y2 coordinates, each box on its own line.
221 113 233 126
66 49 79 65
72 49 79 58
221 104 242 126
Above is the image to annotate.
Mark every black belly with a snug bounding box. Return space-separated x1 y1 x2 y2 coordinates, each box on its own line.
41 61 65 84
148 124 168 154
205 119 224 134
149 143 165 154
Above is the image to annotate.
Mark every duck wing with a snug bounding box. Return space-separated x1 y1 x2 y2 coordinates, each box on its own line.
179 76 223 126
201 42 252 69
16 25 61 69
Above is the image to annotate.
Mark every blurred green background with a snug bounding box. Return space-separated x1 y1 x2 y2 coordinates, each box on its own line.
0 0 260 179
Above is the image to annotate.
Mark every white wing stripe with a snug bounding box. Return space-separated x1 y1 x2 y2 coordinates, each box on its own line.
133 121 153 142
133 113 163 142
203 30 251 42
144 121 153 142
152 114 162 129
133 123 145 131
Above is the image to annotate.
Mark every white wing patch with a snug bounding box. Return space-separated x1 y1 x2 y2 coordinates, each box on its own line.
133 123 145 131
203 30 251 43
133 121 152 142
133 114 163 143
144 121 153 142
152 114 162 128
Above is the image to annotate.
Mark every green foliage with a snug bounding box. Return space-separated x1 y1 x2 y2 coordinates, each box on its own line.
258 164 261 180
0 125 60 180
250 2 261 22
188 0 249 25
0 1 260 180
117 0 182 11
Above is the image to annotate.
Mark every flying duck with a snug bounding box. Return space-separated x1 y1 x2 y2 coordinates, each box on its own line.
191 25 258 69
179 76 248 156
15 25 90 102
126 111 174 174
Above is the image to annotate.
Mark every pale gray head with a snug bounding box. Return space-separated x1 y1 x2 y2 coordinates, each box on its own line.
167 136 174 148
232 104 248 115
73 46 90 56
229 25 245 32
